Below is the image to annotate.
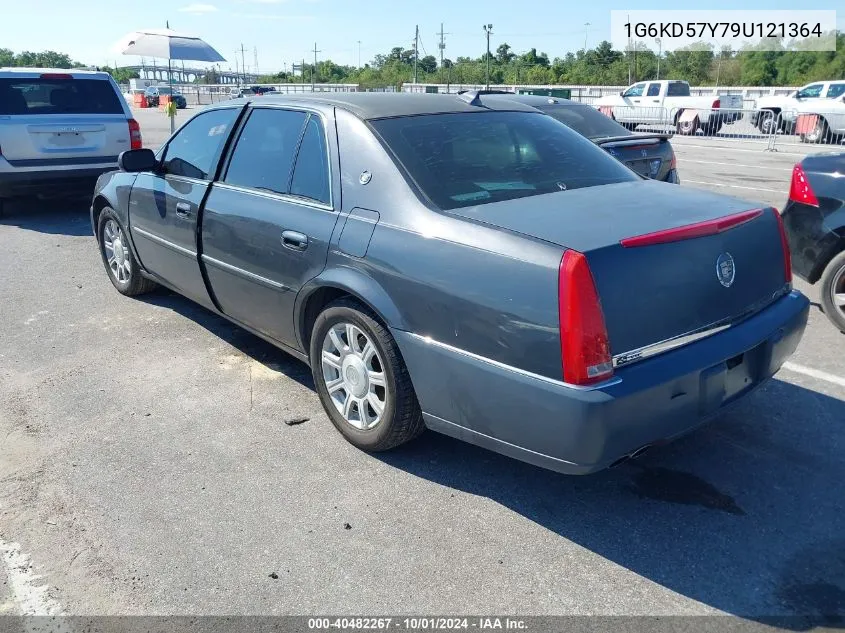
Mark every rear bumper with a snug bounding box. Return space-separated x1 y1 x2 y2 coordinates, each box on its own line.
0 166 115 199
394 290 809 475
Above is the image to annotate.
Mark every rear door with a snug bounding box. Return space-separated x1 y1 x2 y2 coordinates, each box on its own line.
129 106 242 306
201 106 339 347
0 72 130 168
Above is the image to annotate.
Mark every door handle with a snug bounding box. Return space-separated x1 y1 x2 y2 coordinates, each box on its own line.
652 99 660 103
281 230 308 251
175 202 192 218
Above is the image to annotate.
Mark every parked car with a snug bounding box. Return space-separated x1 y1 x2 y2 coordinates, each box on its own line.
228 87 254 99
0 67 141 212
595 80 743 135
482 93 679 183
143 86 187 109
751 81 845 136
780 153 845 331
793 93 845 144
90 92 808 474
123 88 145 102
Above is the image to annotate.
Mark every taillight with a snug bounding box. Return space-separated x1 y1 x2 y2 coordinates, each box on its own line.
128 119 142 150
620 208 763 248
712 98 721 109
668 149 677 171
558 250 613 385
40 73 72 80
771 207 793 284
788 163 819 207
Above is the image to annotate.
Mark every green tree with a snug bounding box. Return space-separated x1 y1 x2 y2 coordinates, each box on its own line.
496 43 515 65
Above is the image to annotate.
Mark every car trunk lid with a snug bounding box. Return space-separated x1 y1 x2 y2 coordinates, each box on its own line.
449 180 790 358
595 134 672 180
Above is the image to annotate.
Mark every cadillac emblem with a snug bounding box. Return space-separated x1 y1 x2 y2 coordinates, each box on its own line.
716 253 736 288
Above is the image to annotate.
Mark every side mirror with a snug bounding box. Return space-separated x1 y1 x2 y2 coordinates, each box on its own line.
118 148 157 173
620 91 625 96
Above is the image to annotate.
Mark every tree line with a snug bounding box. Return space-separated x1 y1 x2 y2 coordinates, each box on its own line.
4 35 844 90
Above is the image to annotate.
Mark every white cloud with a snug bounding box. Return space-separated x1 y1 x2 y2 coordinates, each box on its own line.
179 3 219 13
243 0 288 3
233 12 314 20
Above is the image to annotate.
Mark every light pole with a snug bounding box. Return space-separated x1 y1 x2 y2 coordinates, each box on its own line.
357 40 362 68
583 22 591 52
483 24 493 90
655 37 662 79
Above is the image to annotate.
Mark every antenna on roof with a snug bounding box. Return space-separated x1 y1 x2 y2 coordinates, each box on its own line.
456 90 482 106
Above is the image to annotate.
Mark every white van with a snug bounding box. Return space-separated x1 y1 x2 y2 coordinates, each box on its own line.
0 68 141 211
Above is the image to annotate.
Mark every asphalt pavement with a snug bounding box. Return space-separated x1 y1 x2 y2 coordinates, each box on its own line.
0 105 844 622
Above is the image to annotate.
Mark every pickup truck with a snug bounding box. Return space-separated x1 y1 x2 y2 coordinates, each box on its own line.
793 92 845 144
595 80 743 135
751 81 845 135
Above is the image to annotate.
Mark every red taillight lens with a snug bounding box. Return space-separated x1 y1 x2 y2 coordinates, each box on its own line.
559 250 613 385
771 207 793 284
712 98 721 109
128 119 142 150
788 163 819 207
40 73 72 80
669 149 677 170
620 208 763 248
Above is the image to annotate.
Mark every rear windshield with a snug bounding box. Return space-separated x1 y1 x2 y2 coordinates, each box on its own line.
539 104 631 140
0 77 123 115
371 111 637 210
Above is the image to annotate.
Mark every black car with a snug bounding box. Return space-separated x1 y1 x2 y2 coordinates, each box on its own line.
483 93 679 184
143 86 187 109
781 152 845 331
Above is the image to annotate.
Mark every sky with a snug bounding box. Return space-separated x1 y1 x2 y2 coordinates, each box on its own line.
1 0 842 74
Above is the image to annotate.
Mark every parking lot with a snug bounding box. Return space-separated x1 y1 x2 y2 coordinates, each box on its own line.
1 104 844 621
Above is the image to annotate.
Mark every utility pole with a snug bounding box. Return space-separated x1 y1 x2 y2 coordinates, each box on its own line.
312 43 321 90
357 40 362 68
413 25 419 84
483 24 493 90
302 57 305 84
254 47 259 77
238 43 247 85
583 22 590 52
438 23 446 69
655 38 662 80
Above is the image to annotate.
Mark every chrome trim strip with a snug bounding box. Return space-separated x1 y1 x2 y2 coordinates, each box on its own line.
212 182 334 213
132 226 196 257
404 332 621 391
201 254 290 292
612 323 731 369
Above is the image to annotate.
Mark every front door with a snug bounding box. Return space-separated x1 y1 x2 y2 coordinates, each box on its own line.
129 106 242 306
201 106 339 347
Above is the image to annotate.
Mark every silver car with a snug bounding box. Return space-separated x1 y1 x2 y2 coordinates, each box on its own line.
0 68 141 212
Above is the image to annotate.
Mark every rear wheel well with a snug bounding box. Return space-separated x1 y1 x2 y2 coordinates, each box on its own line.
301 286 389 353
809 233 845 284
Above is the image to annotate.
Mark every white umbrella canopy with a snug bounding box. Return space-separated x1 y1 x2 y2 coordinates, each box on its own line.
116 28 226 62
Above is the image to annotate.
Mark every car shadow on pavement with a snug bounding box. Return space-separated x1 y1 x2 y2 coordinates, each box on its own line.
0 197 93 236
138 288 315 389
378 377 845 629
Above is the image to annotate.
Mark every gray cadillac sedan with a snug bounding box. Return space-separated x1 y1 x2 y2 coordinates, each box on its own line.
91 92 809 474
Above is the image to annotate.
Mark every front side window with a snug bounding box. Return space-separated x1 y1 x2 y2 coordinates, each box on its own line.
161 108 239 180
290 116 331 204
371 111 637 211
623 83 645 98
797 84 824 99
224 108 308 194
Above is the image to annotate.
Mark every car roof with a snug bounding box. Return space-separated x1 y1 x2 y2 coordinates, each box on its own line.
230 91 542 120
0 68 112 80
477 93 593 109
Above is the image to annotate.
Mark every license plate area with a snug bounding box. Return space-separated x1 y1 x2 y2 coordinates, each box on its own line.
699 342 767 414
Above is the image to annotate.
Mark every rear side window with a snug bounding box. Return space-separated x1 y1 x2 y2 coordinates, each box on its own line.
162 108 239 180
540 104 630 140
224 108 308 194
371 111 637 211
290 116 331 204
646 83 660 97
666 82 690 97
826 84 845 99
0 77 123 115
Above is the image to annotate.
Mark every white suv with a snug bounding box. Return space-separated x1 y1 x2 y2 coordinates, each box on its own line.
0 68 141 211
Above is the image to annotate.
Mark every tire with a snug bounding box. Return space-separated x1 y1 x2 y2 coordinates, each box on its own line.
804 118 829 144
97 207 157 296
310 297 424 452
621 122 638 131
818 250 845 333
702 120 723 136
676 114 699 135
757 111 778 135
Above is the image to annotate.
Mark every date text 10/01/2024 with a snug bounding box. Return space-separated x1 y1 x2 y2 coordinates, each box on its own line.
624 21 823 39
307 618 528 630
